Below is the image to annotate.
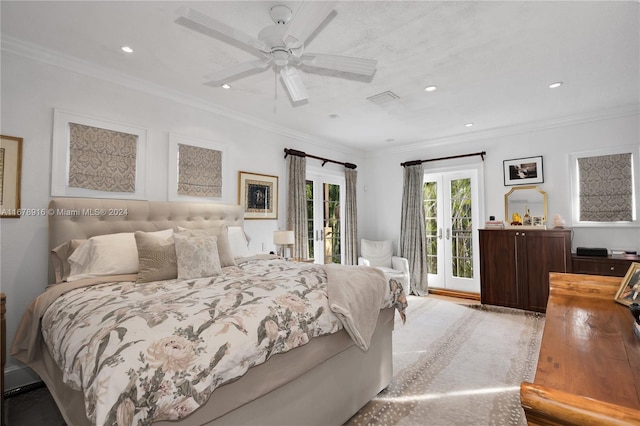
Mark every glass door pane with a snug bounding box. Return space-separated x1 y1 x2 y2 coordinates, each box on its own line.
423 181 439 275
323 183 341 264
306 173 344 264
306 180 315 260
449 178 473 279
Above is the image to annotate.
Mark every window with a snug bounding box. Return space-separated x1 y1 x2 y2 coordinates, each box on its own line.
570 146 638 226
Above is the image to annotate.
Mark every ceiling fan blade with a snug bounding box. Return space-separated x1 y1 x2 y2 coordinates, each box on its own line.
283 1 337 49
176 6 267 52
301 54 377 76
205 59 271 83
280 66 309 102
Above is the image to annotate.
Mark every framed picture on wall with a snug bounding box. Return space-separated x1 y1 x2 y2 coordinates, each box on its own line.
503 155 544 186
615 262 640 306
0 135 23 218
238 171 278 220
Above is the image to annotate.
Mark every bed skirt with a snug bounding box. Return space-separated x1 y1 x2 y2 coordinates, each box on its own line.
31 308 394 426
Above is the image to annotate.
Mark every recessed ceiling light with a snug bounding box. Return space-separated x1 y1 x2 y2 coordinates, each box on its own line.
121 46 133 53
465 123 474 127
221 83 231 89
386 138 395 143
549 81 563 89
329 114 339 119
424 85 437 92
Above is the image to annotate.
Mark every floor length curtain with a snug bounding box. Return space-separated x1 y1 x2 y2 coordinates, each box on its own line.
344 168 358 265
400 163 428 295
287 155 308 260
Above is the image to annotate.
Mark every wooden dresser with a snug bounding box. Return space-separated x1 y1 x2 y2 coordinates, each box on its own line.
572 253 639 277
520 273 640 425
479 229 572 312
1 292 5 426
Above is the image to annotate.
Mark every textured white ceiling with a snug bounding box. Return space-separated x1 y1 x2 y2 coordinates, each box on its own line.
2 1 638 151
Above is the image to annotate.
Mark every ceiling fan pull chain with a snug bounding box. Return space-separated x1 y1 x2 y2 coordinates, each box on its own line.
274 67 278 114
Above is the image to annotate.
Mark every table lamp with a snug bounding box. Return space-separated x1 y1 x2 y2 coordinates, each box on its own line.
273 230 295 259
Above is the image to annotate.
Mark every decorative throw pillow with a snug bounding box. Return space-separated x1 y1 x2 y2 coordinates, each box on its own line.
173 233 223 280
67 229 174 281
134 231 177 283
176 226 236 267
50 239 86 283
227 226 251 258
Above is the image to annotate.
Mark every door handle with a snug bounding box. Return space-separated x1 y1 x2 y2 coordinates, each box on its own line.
438 228 443 239
446 228 450 240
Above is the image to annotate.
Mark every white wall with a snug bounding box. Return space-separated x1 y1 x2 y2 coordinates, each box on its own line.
361 112 640 252
0 52 364 389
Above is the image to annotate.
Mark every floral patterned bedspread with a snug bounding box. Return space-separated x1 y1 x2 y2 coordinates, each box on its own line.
41 258 405 425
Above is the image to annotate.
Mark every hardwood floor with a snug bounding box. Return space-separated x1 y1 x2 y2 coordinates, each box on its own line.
4 383 65 425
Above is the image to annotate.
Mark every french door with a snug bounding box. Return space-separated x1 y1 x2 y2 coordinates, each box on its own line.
306 171 345 264
424 169 480 293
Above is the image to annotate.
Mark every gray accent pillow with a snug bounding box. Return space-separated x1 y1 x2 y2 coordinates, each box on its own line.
173 233 223 280
176 225 236 267
134 231 177 283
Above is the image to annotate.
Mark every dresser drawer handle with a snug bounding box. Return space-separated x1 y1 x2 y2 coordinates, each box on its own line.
610 266 615 270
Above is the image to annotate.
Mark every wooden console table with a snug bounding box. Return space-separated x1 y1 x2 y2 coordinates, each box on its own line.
572 253 639 277
520 273 640 425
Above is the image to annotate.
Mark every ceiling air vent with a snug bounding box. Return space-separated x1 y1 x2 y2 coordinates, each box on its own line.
367 91 400 105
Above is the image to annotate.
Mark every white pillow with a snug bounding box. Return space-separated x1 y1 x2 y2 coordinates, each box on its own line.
68 229 173 281
227 226 251 258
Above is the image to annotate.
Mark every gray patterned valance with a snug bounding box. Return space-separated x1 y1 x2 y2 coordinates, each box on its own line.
68 123 137 192
177 144 222 198
578 153 632 221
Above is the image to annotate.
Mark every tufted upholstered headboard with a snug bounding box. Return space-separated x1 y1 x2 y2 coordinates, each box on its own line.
47 198 244 283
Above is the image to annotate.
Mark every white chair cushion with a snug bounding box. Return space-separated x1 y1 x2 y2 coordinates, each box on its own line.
360 239 393 268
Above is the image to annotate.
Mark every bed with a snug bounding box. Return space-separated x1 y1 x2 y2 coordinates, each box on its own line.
11 197 406 426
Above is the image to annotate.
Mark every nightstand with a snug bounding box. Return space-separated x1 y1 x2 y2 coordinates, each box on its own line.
1 292 5 426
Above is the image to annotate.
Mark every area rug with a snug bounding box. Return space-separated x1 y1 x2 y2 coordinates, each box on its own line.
345 296 544 426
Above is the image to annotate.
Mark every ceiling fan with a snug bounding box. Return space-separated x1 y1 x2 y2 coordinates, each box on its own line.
176 1 378 102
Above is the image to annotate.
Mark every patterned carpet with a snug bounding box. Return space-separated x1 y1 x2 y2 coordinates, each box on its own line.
345 296 544 426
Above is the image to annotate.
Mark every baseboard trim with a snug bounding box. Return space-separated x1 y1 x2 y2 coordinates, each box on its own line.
5 364 41 393
429 288 481 301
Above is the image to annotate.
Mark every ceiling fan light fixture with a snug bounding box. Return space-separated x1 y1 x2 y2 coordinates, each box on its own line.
273 50 290 67
270 5 293 25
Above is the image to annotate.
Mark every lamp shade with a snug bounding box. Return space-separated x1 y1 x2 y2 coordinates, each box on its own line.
273 230 295 245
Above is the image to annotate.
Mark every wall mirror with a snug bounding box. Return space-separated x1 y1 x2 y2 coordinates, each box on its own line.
504 185 547 224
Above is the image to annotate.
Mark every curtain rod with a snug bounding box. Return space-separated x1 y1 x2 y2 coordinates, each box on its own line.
284 148 357 169
401 151 486 167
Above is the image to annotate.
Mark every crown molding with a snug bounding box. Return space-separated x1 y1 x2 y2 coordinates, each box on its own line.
1 35 360 158
366 103 640 158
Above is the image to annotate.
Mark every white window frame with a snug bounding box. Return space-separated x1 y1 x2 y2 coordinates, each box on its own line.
168 134 228 202
51 109 147 199
569 144 639 227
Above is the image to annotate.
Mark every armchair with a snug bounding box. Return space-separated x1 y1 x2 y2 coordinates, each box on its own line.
358 239 411 295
